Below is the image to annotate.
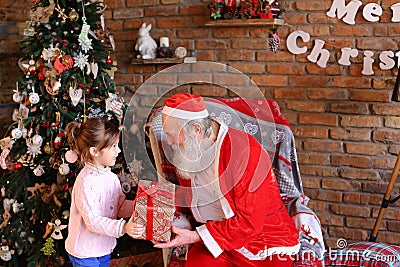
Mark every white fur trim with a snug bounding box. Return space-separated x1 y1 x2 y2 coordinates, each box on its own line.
196 224 224 258
162 105 209 120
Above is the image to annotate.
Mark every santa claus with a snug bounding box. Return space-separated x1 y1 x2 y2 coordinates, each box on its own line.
155 93 300 267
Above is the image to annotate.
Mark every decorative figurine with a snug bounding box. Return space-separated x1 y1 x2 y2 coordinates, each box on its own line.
135 23 157 59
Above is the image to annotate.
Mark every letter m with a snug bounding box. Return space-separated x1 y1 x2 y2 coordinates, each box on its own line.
326 0 362 25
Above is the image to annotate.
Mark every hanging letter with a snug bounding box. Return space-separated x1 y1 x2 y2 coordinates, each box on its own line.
286 30 310 55
338 47 359 66
391 3 400 22
326 0 362 25
379 51 395 70
363 3 382 22
307 39 330 68
362 51 374 75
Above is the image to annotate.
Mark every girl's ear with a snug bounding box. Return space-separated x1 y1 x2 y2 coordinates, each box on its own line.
89 147 98 157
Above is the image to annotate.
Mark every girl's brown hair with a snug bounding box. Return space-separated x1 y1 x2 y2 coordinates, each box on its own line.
65 117 121 165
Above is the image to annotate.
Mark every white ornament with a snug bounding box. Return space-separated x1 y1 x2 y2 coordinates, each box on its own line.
33 165 45 176
69 87 83 106
65 150 78 163
31 134 43 146
50 219 67 240
29 92 40 104
73 52 89 70
91 62 99 78
11 128 23 139
59 163 70 175
12 201 23 213
13 92 23 103
26 139 42 158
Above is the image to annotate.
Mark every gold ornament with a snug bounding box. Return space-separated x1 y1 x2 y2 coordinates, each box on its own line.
68 9 79 22
44 142 54 154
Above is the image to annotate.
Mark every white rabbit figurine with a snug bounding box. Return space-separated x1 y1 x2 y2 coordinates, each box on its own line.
135 23 157 59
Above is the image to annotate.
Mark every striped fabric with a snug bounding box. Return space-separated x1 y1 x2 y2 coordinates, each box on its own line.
325 242 400 267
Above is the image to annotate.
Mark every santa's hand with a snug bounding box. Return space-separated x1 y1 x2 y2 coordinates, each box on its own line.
154 226 201 248
124 215 145 239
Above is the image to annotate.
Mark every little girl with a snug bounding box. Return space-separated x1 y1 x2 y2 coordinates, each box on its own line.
65 117 144 267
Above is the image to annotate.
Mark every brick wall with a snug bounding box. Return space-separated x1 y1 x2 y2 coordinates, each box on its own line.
1 0 399 249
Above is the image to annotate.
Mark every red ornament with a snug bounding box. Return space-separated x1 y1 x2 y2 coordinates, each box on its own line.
14 162 23 170
86 87 91 94
106 56 113 65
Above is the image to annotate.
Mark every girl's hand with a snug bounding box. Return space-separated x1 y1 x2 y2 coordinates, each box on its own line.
124 215 145 239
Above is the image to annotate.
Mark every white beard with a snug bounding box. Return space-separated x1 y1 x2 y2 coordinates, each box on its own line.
170 133 215 179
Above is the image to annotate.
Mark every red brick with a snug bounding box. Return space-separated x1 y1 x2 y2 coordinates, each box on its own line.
330 128 371 141
345 142 387 155
340 115 382 127
331 155 371 168
330 204 370 217
299 113 338 126
286 100 325 112
340 168 380 180
292 126 329 139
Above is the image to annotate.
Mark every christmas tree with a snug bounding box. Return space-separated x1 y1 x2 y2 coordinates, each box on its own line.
0 0 141 266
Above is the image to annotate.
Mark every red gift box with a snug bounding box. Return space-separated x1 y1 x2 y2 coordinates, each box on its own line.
133 180 175 242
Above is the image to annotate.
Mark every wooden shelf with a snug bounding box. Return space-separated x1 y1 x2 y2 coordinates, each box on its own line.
205 18 284 27
131 58 185 65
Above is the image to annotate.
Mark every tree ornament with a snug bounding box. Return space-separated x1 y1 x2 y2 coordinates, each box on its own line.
0 244 12 261
91 62 99 78
32 134 43 146
106 93 124 121
49 219 67 240
26 137 42 158
29 85 40 105
12 201 23 213
33 165 45 176
54 136 62 149
12 92 23 103
40 238 55 256
73 52 89 70
58 163 70 176
11 128 23 140
43 142 54 154
69 85 82 107
268 32 280 52
106 56 113 65
65 150 78 163
14 162 23 170
68 8 79 22
78 14 92 47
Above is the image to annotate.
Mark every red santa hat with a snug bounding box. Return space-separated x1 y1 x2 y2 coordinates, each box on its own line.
162 93 209 120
